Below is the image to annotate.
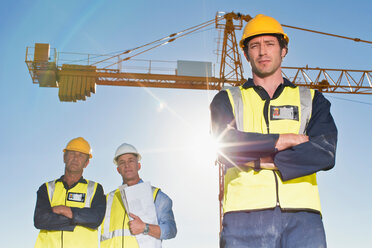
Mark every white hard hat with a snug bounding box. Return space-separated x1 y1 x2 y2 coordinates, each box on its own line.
113 143 142 165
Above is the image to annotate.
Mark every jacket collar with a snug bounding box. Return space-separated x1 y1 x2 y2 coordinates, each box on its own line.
241 77 296 100
122 178 143 186
57 175 87 189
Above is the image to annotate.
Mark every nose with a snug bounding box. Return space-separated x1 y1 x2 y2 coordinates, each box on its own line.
70 152 79 160
259 44 267 56
121 161 130 168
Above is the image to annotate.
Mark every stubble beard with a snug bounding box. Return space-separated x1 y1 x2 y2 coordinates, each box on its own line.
251 57 282 79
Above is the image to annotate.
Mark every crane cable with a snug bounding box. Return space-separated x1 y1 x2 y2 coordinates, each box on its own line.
91 15 372 68
102 18 222 68
282 24 372 44
328 95 372 106
92 17 223 67
102 17 223 69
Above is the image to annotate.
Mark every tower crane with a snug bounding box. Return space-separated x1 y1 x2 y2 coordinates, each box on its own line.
25 11 372 232
25 12 372 102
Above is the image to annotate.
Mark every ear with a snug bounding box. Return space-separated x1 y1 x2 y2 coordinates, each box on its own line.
116 166 120 174
281 47 287 58
63 152 67 164
138 162 141 171
83 159 89 169
243 50 250 62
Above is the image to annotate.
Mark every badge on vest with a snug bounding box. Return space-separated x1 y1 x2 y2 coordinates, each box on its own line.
270 105 299 121
67 192 86 203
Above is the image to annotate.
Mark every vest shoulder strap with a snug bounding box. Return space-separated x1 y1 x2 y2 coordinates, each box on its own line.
298 86 313 134
152 187 160 202
84 180 97 207
225 87 244 131
101 190 117 237
46 180 56 203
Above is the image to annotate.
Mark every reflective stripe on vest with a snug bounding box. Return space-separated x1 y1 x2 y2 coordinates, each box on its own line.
227 86 312 134
101 229 133 242
46 179 56 202
228 86 244 131
298 86 312 134
100 186 160 244
224 86 321 213
101 190 116 241
85 180 96 207
46 179 96 208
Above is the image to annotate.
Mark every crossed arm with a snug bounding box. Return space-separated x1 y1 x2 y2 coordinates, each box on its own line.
210 90 337 180
34 183 106 231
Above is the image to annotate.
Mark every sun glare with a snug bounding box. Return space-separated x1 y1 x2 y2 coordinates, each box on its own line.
185 129 221 164
157 102 166 112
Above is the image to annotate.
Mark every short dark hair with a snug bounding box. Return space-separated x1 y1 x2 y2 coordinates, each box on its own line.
242 33 288 58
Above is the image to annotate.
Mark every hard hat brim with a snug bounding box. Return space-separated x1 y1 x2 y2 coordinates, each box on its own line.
240 32 289 49
113 153 141 165
63 148 92 158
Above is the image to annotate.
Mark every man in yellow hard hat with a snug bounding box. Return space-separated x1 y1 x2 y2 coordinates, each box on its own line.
100 143 177 248
33 137 106 248
210 14 337 247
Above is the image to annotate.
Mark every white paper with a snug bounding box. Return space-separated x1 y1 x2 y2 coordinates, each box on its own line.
118 184 131 219
119 182 162 248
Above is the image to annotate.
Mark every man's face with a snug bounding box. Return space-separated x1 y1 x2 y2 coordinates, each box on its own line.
64 150 89 174
246 35 286 78
116 153 140 183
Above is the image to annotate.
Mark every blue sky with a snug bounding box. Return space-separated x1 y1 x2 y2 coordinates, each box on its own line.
0 0 371 247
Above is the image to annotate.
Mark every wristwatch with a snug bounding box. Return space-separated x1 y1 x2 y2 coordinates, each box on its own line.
143 223 149 235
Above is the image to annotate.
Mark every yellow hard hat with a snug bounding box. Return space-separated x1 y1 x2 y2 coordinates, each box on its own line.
63 137 92 158
239 14 289 49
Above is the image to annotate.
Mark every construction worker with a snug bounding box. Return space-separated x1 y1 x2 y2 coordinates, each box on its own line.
33 137 106 248
100 143 177 247
210 14 337 248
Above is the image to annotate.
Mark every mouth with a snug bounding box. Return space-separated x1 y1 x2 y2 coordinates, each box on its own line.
258 59 271 65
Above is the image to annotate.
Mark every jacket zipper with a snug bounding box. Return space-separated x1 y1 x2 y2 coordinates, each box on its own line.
273 172 280 207
122 210 126 248
264 99 280 207
61 189 69 248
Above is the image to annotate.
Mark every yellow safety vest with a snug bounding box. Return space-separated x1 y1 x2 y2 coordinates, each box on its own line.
100 187 160 248
35 180 99 248
223 85 322 214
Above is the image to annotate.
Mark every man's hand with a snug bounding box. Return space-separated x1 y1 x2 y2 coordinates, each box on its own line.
243 156 277 170
128 213 146 235
275 133 309 151
52 205 73 219
260 156 277 170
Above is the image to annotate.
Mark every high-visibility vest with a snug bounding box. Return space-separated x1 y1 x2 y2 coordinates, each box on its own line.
100 187 160 248
35 180 99 248
223 85 322 214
